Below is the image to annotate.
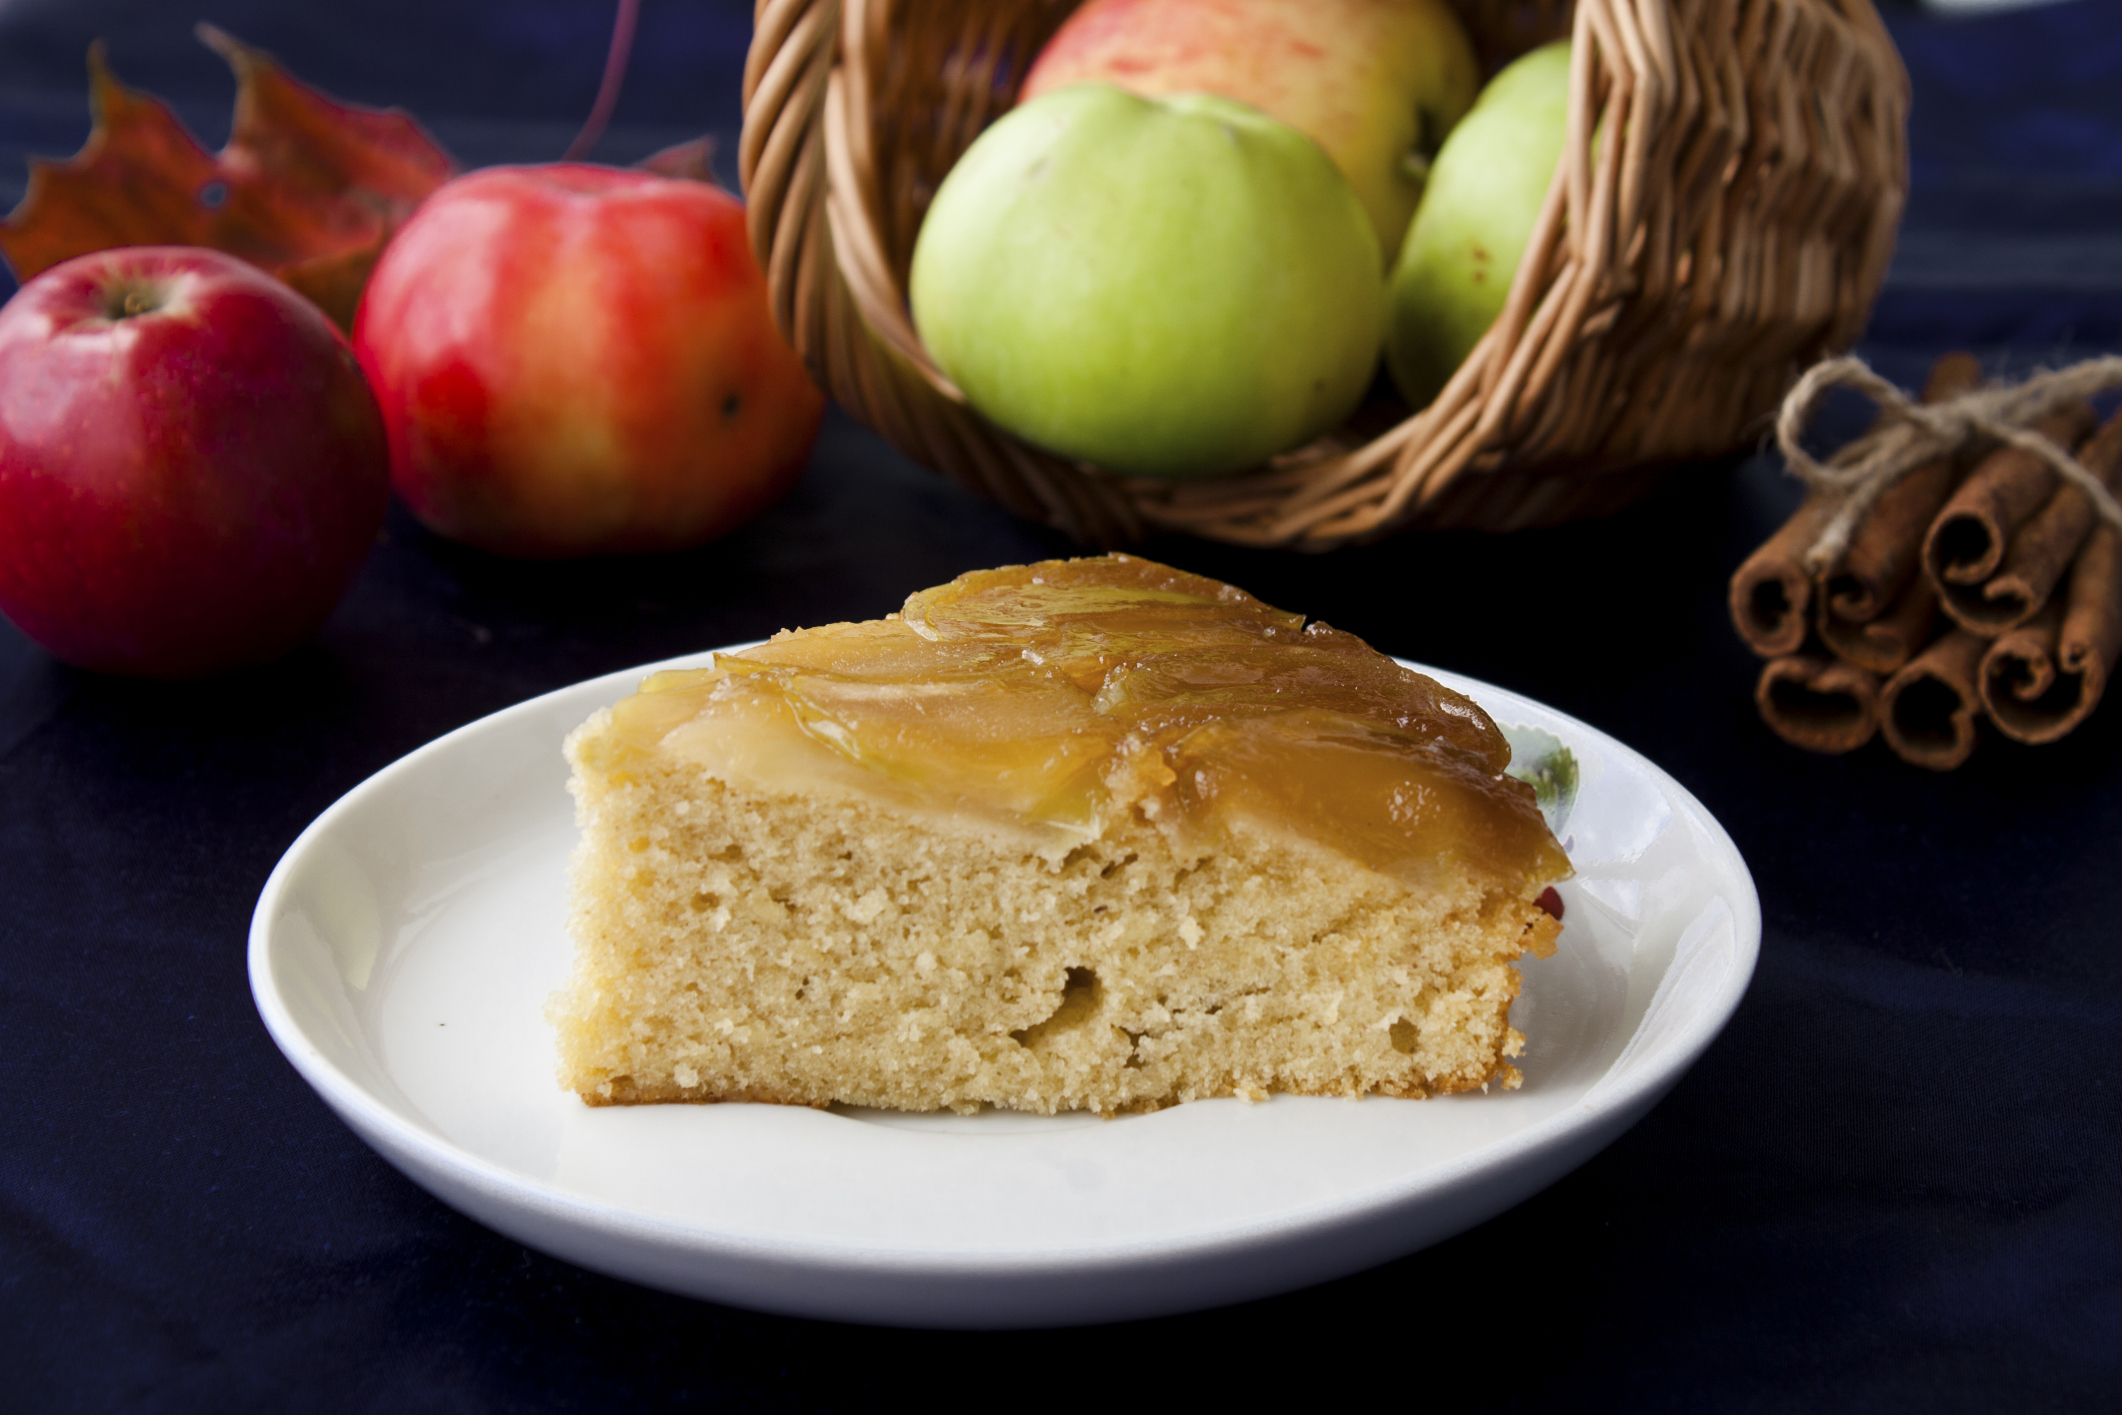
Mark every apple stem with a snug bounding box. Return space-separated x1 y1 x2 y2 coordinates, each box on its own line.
563 0 642 163
101 279 168 322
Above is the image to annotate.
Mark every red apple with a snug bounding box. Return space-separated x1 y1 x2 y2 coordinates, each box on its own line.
353 164 825 558
0 246 389 678
1022 0 1481 264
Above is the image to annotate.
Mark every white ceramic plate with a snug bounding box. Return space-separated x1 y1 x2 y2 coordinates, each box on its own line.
250 649 1758 1328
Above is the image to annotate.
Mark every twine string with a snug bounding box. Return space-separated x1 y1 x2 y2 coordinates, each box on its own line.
1773 354 2122 571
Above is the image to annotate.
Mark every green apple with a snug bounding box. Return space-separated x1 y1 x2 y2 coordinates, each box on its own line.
1020 0 1481 264
910 84 1382 481
1385 41 1572 410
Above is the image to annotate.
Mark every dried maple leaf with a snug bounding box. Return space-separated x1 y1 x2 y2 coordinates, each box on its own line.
0 24 455 330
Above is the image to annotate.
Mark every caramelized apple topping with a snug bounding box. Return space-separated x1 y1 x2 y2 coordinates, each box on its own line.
614 555 1568 889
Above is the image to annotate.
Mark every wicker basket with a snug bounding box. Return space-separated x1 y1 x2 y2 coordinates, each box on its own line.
738 0 1908 547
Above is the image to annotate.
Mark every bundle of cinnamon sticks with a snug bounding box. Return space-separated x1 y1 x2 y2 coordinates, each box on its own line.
1732 352 2122 769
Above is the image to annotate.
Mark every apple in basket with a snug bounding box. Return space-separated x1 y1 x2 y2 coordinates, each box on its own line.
354 164 824 557
1386 42 1573 409
909 85 1383 482
1021 0 1482 263
0 246 389 678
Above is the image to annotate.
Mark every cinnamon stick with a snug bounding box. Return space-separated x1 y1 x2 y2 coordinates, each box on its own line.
1756 656 1882 753
1879 628 1988 770
1818 572 1939 674
1979 604 2070 743
1821 351 1985 622
1977 509 2122 743
1941 408 2122 635
1923 403 2097 594
1730 497 1836 657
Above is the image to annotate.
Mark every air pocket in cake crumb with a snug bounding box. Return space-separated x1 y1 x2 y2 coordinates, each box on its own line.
1012 967 1100 1049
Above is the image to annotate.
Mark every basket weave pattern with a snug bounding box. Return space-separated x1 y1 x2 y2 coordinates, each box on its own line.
740 0 1908 546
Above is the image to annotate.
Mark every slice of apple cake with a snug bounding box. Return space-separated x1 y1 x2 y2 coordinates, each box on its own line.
550 554 1569 1114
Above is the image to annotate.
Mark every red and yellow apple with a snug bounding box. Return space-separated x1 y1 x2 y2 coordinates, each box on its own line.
353 164 824 558
1021 0 1480 262
0 246 389 678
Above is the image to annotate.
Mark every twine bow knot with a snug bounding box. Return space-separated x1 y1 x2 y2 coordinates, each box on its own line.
1773 354 2122 571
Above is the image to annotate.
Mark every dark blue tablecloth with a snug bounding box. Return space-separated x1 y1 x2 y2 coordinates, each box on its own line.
2 1 2118 1409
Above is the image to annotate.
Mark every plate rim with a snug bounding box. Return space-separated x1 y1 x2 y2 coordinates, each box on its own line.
249 650 1761 1280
